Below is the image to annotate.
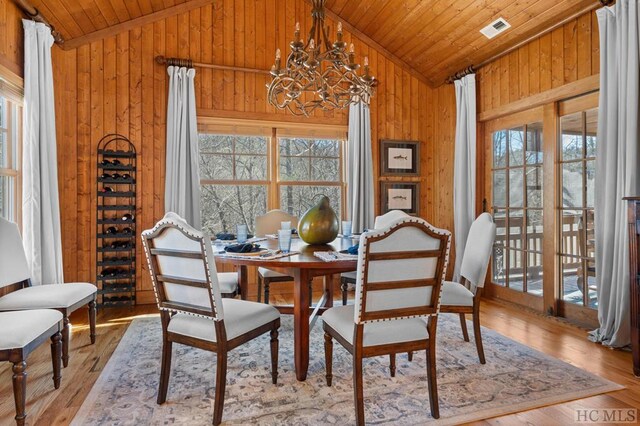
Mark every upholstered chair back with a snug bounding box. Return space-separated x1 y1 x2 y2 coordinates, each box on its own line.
460 213 497 291
254 209 298 237
0 218 31 288
353 216 451 324
142 212 224 320
373 210 410 230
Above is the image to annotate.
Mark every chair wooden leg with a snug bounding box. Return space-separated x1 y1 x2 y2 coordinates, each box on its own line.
89 299 97 344
353 352 365 426
426 316 439 419
12 361 26 426
407 351 413 361
341 278 348 305
473 301 486 364
324 332 333 386
389 353 396 377
264 279 271 304
270 326 279 385
62 316 70 368
257 275 263 303
459 313 470 342
51 331 62 389
213 350 228 426
157 339 172 404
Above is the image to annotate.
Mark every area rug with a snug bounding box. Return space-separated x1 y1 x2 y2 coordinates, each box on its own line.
72 313 622 425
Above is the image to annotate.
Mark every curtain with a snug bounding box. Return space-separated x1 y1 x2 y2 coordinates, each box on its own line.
22 20 63 286
165 66 201 228
453 74 477 281
589 0 640 348
347 101 375 233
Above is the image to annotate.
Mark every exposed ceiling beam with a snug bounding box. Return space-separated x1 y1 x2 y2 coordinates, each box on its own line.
60 0 213 50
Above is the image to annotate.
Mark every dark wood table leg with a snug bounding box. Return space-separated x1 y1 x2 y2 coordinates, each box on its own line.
293 268 311 381
324 274 335 309
237 265 248 300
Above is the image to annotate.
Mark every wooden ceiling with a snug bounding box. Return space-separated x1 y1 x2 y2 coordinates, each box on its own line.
29 0 600 86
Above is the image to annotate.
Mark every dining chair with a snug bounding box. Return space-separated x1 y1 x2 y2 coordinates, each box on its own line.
340 210 411 305
439 212 496 364
254 209 302 304
322 216 451 424
0 309 63 425
0 218 97 368
142 212 281 425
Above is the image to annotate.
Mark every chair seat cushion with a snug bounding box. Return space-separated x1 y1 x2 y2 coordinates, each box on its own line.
258 267 291 279
340 271 357 280
217 272 238 294
0 283 97 311
167 299 279 342
322 305 430 347
0 309 63 350
440 281 474 307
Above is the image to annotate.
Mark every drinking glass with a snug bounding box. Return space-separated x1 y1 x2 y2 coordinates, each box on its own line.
237 224 248 243
341 220 352 237
281 221 292 231
278 229 292 253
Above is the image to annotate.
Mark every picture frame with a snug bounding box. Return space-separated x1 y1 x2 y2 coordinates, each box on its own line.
380 139 421 176
380 182 420 216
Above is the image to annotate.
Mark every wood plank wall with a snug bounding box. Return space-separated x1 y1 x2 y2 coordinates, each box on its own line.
51 0 457 303
0 0 24 77
476 10 599 118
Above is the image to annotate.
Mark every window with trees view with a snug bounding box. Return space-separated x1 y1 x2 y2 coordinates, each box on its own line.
491 122 544 296
198 125 345 236
0 95 21 224
559 108 597 309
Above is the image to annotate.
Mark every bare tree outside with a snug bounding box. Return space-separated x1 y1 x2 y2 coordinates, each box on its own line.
199 133 343 235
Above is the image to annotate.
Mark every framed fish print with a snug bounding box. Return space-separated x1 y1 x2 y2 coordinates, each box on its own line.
380 182 420 215
380 139 420 176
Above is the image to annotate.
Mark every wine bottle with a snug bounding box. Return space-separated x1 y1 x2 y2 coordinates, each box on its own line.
121 213 134 222
100 173 112 179
122 227 133 234
105 226 118 234
101 187 113 193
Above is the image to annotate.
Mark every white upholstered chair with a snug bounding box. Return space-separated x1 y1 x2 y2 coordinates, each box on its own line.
0 218 97 368
323 216 451 424
339 210 411 304
439 212 496 364
0 309 63 425
254 210 301 303
141 212 280 425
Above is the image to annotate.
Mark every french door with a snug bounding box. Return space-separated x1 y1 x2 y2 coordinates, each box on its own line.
482 93 599 326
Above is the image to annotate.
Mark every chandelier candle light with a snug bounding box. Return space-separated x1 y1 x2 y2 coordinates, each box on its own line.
267 0 377 117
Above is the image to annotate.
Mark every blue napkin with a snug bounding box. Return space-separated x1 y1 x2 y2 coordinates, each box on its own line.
225 243 259 253
346 244 359 255
216 232 254 240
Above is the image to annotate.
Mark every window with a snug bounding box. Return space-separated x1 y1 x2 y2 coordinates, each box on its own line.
558 108 597 308
491 122 544 296
198 123 346 236
0 95 21 223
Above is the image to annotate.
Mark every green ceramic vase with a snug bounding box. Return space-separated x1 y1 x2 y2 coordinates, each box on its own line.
298 195 339 244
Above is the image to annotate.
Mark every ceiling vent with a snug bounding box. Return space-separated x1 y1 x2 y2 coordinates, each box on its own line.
480 17 511 39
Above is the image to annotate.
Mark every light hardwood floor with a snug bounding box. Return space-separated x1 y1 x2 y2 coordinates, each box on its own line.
0 284 637 426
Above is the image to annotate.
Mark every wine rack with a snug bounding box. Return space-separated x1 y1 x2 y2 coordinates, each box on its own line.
96 134 137 307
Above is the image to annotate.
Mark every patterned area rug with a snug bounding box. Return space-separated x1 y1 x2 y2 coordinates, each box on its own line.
72 313 622 425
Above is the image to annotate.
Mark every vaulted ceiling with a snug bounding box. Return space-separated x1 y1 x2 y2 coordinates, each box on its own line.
30 0 600 86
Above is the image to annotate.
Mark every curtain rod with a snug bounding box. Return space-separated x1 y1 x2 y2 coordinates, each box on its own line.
155 56 270 75
444 0 613 84
12 0 64 44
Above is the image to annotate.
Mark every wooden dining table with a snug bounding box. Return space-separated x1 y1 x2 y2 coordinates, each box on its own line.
214 236 358 381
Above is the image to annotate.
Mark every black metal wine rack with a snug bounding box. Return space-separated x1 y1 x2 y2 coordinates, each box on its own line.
96 134 136 307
